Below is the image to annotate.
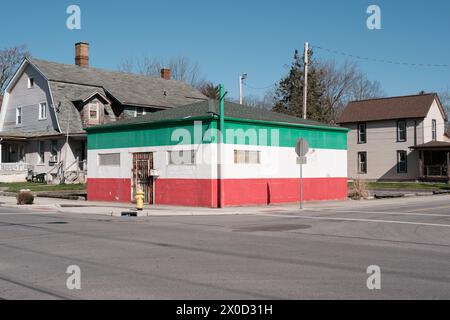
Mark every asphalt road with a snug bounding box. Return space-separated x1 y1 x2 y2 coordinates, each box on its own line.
0 195 449 300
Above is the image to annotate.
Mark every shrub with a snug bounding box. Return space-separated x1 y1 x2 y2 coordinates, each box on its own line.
350 178 370 200
17 191 35 205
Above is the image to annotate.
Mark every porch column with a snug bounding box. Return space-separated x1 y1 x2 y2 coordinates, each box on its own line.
0 143 2 164
418 151 423 178
447 151 450 184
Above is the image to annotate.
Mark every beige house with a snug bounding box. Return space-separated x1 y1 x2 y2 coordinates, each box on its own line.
338 93 450 182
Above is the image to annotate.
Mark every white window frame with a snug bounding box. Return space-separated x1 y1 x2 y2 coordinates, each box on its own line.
432 119 437 141
39 102 47 120
89 102 99 121
16 107 22 125
234 150 261 164
98 153 121 167
28 77 34 89
358 152 367 174
397 150 408 174
168 150 196 166
357 123 367 144
135 107 147 117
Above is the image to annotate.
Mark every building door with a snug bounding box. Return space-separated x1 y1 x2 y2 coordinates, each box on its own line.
132 153 153 204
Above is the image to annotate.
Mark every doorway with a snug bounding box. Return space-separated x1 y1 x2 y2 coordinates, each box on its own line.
132 152 154 204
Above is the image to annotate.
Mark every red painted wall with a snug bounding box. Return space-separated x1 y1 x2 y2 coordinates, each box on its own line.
222 178 347 207
155 179 217 207
87 177 347 207
87 178 132 203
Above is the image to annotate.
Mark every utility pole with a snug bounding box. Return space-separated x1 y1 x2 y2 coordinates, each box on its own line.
302 42 309 120
218 84 225 208
239 73 247 104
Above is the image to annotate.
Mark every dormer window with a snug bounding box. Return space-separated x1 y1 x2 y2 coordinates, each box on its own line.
89 102 99 121
135 107 146 117
28 77 34 89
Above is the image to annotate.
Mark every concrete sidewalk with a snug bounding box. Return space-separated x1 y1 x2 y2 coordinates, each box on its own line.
0 194 353 217
1 192 449 217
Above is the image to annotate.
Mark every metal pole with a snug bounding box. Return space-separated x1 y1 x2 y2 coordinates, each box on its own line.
239 74 247 105
219 84 225 208
239 75 243 105
300 162 303 210
303 42 309 120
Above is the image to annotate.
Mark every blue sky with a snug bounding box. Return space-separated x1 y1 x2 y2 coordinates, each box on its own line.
2 0 450 100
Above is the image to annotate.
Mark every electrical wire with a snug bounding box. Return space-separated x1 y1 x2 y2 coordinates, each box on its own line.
313 45 450 68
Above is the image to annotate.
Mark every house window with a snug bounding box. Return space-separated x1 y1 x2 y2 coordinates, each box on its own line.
234 150 261 164
397 151 408 174
16 107 22 125
28 77 34 89
432 119 437 141
38 141 45 164
397 120 407 142
98 153 120 166
135 107 147 117
89 102 99 121
39 102 47 120
168 150 196 165
357 123 367 144
358 152 367 174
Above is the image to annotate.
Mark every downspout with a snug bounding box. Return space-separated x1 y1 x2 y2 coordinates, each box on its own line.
218 85 225 208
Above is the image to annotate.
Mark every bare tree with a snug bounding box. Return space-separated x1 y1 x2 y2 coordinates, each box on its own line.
0 45 30 94
316 60 384 122
118 55 206 88
198 82 220 100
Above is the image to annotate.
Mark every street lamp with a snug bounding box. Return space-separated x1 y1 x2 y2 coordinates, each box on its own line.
239 73 247 105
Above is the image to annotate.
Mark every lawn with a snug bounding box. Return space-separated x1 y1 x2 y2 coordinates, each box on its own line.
0 182 86 193
349 181 450 191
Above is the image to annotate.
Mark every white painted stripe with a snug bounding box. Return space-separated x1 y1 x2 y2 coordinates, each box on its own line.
258 213 450 228
321 210 450 218
87 144 347 180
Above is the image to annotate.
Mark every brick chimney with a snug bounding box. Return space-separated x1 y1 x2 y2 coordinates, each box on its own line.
75 42 89 68
161 68 171 80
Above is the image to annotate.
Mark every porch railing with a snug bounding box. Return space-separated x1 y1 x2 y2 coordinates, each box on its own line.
0 163 31 172
424 165 448 177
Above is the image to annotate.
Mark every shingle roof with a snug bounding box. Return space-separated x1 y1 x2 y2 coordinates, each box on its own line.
337 93 446 124
31 59 206 108
87 100 344 131
0 130 62 138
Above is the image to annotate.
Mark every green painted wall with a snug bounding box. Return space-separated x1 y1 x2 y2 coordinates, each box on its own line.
88 118 347 150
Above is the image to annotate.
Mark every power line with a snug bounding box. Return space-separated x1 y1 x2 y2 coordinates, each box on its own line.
313 45 450 68
243 82 276 90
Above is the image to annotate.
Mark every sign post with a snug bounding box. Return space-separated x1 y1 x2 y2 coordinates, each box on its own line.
295 139 309 210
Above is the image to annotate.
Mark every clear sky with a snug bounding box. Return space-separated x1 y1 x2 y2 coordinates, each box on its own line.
2 0 450 100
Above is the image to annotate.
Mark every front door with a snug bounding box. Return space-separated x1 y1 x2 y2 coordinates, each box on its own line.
132 153 153 204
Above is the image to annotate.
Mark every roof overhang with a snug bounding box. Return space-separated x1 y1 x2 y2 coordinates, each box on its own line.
411 141 450 151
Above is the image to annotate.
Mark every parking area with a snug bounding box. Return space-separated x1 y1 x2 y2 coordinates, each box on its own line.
0 195 449 300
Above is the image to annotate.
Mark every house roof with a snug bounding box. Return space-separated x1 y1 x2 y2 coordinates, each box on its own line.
31 59 206 108
0 130 62 139
86 99 345 132
411 140 450 150
337 93 447 124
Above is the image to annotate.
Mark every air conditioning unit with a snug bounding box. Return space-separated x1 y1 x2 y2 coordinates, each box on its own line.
49 155 58 163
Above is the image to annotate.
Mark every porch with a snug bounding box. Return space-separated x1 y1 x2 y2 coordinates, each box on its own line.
412 141 450 183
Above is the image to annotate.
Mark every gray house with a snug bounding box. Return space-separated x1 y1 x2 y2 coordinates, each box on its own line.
0 43 206 183
338 93 450 182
